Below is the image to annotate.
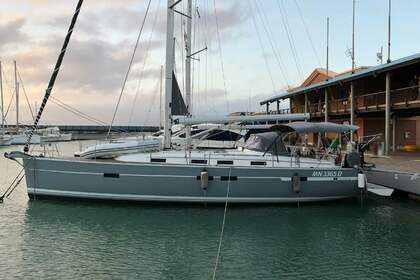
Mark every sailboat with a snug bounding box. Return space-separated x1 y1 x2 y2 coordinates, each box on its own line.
38 126 72 142
0 61 12 146
8 61 41 145
5 0 363 203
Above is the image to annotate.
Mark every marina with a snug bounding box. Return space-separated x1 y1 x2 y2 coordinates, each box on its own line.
1 141 420 279
0 0 420 279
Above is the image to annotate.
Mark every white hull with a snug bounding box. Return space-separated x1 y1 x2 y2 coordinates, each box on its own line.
0 135 12 146
75 138 161 159
41 133 72 142
11 134 41 145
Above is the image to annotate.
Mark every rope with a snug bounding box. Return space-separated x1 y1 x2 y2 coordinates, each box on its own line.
276 0 304 81
128 0 162 127
212 0 229 113
0 168 24 202
253 0 290 88
17 69 35 121
106 0 152 139
24 0 84 152
49 96 130 134
1 66 17 120
294 0 322 66
212 167 232 280
249 0 277 93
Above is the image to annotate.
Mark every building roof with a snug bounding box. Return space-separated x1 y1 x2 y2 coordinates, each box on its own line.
298 68 337 88
260 52 420 105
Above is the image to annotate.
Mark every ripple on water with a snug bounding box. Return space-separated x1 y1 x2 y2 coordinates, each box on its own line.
1 142 420 279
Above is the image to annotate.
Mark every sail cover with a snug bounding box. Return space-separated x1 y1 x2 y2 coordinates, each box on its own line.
172 72 187 116
271 122 359 134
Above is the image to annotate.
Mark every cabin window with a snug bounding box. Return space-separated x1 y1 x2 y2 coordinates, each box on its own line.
250 161 266 166
206 130 242 141
177 129 205 138
191 159 207 164
217 160 233 165
151 158 166 163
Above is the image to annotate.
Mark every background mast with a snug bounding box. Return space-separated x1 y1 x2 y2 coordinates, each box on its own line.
164 0 175 149
185 0 192 151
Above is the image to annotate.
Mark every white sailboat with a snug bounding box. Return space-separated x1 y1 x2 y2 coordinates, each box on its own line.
0 61 11 146
38 126 72 143
5 0 364 203
9 61 41 145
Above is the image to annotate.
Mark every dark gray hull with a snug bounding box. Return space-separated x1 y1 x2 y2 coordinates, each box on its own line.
22 157 360 203
365 168 420 196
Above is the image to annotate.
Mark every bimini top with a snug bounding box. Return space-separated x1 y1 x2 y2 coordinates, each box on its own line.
271 122 359 134
243 132 287 155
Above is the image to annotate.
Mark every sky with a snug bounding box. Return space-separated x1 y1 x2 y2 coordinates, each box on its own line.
0 0 419 126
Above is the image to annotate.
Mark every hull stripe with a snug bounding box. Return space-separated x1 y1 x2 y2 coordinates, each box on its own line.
31 169 357 181
27 188 355 203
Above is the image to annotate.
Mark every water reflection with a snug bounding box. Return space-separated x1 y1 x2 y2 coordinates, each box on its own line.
1 141 420 279
12 198 419 279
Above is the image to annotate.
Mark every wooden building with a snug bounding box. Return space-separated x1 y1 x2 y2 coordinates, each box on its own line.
260 53 420 155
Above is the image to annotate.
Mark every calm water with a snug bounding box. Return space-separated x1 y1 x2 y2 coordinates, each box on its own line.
1 142 420 279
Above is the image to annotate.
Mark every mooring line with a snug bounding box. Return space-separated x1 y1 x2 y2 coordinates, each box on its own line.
212 167 232 280
0 168 24 202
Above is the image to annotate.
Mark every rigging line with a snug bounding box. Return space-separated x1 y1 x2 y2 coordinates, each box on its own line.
212 167 232 280
249 0 277 93
25 0 84 152
281 1 304 78
204 0 215 114
212 0 230 113
202 0 210 112
143 79 161 125
276 0 304 81
49 98 129 134
50 96 129 133
1 67 16 121
254 0 290 88
294 0 321 66
4 89 14 121
49 99 104 126
17 70 35 121
128 0 162 126
106 0 152 139
49 96 107 126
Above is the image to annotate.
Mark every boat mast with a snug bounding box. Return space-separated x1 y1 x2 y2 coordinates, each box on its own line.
185 0 192 150
159 65 163 129
14 60 19 134
164 0 175 149
351 0 355 72
0 61 4 135
387 0 391 63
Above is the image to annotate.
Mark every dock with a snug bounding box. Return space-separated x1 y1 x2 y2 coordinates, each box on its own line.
3 125 160 140
365 152 420 197
53 125 160 140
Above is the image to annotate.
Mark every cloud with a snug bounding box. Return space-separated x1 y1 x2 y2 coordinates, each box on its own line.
0 18 27 49
0 0 254 126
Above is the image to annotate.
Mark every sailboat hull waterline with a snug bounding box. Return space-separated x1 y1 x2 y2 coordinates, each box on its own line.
16 155 360 203
0 136 12 146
